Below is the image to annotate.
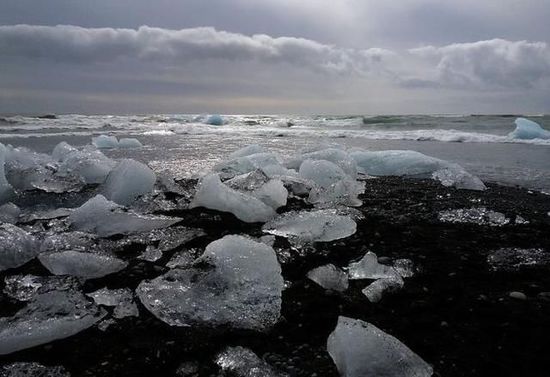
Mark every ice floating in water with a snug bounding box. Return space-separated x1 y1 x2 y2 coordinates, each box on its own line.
228 144 266 159
53 142 116 184
205 114 224 125
3 274 80 302
362 275 404 303
263 210 356 244
69 195 180 237
0 143 14 203
487 248 550 272
92 135 119 149
38 250 128 279
0 224 38 271
0 362 70 377
327 316 433 377
307 264 349 292
0 202 20 224
0 289 104 355
190 174 276 223
87 288 139 319
508 118 550 140
216 346 288 377
102 159 156 205
226 170 288 209
348 252 400 280
438 207 510 226
118 138 143 148
350 149 486 191
137 235 283 331
299 159 364 206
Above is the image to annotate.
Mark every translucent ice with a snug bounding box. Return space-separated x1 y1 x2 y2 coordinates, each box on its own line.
0 202 20 224
228 144 266 159
190 174 276 223
327 317 433 377
289 148 357 178
53 142 116 184
347 252 401 280
438 207 510 226
92 134 119 149
213 153 293 179
226 171 288 209
0 362 70 377
362 275 404 303
86 288 139 319
38 250 128 279
118 137 143 148
307 264 349 292
508 118 550 140
262 210 357 244
137 246 163 262
3 274 80 302
120 226 206 252
137 235 283 331
216 346 288 377
205 114 224 125
69 195 180 237
102 159 156 205
0 289 104 355
350 150 486 190
0 143 14 203
0 224 38 271
487 248 550 271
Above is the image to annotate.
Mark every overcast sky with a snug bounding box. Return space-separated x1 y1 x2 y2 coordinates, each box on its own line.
1 0 549 115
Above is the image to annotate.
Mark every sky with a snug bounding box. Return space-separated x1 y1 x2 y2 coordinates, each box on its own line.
1 0 549 115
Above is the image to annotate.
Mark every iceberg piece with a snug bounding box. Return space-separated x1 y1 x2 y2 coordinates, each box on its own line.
137 246 163 262
92 134 119 149
137 235 283 331
393 258 415 278
102 159 156 205
508 118 550 140
3 274 80 302
307 264 349 292
350 150 486 190
226 171 288 209
299 160 363 206
120 226 205 252
38 250 128 279
216 346 288 377
213 152 293 179
54 143 116 184
438 207 510 226
21 207 73 223
166 250 197 269
289 148 357 178
205 114 224 125
327 316 433 377
86 288 139 319
0 143 14 203
362 275 404 303
0 202 20 224
69 195 180 237
0 289 104 355
0 362 70 377
348 252 400 280
118 137 143 148
487 248 550 272
190 174 276 223
0 224 38 271
228 144 266 159
262 210 356 244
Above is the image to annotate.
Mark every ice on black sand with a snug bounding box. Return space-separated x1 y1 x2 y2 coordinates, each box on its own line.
0 224 39 271
215 346 288 377
307 264 349 292
102 159 156 205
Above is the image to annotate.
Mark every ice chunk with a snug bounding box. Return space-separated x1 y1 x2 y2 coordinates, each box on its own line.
165 249 199 269
348 252 400 280
350 150 486 190
438 207 510 226
0 143 14 203
118 137 143 148
362 275 404 303
0 289 104 355
190 174 276 223
102 159 156 205
137 246 163 262
393 258 415 278
21 207 73 222
508 118 550 140
289 148 357 178
86 288 139 319
299 160 364 206
0 362 70 377
307 264 349 292
213 152 293 179
262 210 357 244
216 346 288 377
137 235 283 330
120 226 205 252
0 202 20 224
54 143 116 184
38 250 128 279
69 195 180 237
487 248 550 271
3 274 80 302
226 171 288 209
228 144 266 159
205 114 224 125
0 224 38 271
327 316 433 377
92 134 119 149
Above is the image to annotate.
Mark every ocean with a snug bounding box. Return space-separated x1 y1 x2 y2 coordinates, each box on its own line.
1 114 550 191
